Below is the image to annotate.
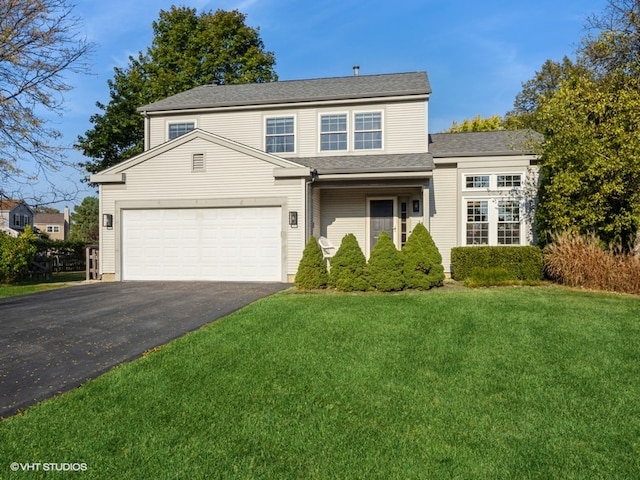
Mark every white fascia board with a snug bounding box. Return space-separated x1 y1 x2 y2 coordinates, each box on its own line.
90 173 126 184
273 167 311 178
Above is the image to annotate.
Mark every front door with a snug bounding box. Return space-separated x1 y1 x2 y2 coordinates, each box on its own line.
369 199 394 251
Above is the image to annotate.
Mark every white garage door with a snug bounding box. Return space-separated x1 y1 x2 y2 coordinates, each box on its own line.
122 207 282 281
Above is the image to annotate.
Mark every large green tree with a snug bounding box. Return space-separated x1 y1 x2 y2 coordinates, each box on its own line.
69 196 99 243
516 0 640 248
504 57 589 131
535 72 640 247
77 7 277 176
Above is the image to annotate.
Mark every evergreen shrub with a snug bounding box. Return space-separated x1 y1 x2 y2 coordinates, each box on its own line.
402 223 445 289
367 231 404 291
295 237 328 290
328 234 369 292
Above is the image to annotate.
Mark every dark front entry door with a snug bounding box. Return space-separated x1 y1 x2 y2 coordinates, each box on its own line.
370 199 394 251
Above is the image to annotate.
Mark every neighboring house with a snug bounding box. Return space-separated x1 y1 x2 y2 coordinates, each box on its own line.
0 199 34 237
33 207 70 241
91 71 539 282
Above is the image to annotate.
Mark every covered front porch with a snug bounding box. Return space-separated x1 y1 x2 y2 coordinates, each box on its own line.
309 178 432 257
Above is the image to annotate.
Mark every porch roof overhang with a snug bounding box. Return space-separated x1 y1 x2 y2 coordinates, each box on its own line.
290 152 433 181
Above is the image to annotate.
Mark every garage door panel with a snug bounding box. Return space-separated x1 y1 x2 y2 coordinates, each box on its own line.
122 207 282 281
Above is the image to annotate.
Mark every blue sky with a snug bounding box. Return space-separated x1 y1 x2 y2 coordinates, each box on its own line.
32 0 608 209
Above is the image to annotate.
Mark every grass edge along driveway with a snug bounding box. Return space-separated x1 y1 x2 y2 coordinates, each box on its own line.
1 286 639 479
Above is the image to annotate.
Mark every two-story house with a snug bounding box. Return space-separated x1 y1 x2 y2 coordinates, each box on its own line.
91 71 539 282
33 207 70 241
0 199 34 237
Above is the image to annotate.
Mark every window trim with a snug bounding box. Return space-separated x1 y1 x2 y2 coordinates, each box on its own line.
167 120 197 141
464 174 491 190
497 200 521 245
463 173 524 191
353 110 383 151
264 115 296 154
46 225 60 233
462 197 523 246
318 112 349 152
496 173 523 189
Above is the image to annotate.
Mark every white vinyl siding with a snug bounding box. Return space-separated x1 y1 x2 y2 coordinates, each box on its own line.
145 99 428 156
320 189 367 253
385 102 427 152
429 166 458 272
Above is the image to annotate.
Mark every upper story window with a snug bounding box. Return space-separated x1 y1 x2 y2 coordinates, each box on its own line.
497 174 522 188
47 225 60 233
354 112 382 150
320 114 347 151
265 116 295 153
11 214 31 228
168 122 195 140
465 175 490 189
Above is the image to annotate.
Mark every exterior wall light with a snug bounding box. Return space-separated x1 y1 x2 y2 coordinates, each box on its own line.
289 211 298 227
102 213 113 229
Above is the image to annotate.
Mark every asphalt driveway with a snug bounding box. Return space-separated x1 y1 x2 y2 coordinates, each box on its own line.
0 281 289 418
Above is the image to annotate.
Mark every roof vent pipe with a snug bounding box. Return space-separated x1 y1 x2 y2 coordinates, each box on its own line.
353 65 359 76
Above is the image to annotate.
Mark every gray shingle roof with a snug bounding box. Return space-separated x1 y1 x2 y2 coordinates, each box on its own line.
139 72 431 112
428 130 542 157
291 153 434 174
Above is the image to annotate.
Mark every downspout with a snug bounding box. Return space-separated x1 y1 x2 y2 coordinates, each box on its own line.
305 169 318 243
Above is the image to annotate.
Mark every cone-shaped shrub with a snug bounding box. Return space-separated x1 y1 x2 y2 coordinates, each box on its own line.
295 237 328 290
367 231 405 291
402 223 445 289
328 234 369 291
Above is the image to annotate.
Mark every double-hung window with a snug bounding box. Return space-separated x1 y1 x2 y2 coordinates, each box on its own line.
464 199 522 245
466 201 489 245
320 114 347 151
354 112 382 150
266 117 295 153
497 201 521 245
168 122 195 140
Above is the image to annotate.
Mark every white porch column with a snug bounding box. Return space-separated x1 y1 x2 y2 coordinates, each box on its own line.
422 180 430 230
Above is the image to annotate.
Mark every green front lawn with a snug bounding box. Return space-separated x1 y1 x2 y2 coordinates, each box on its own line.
0 271 86 298
1 287 639 478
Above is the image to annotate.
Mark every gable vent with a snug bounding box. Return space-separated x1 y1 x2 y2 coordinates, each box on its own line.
192 153 205 172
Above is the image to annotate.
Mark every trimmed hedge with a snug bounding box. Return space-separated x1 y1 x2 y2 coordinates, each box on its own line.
451 246 544 281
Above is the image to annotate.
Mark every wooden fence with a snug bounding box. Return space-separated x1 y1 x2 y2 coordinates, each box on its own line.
85 245 100 280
